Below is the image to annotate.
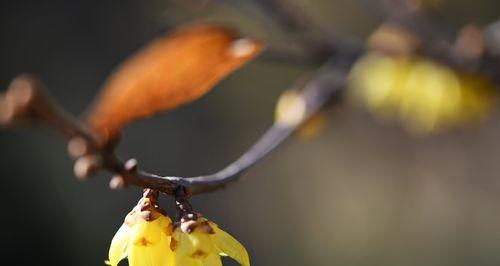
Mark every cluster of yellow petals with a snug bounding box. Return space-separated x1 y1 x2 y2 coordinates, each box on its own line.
348 53 497 134
171 218 250 266
106 199 249 266
106 197 174 266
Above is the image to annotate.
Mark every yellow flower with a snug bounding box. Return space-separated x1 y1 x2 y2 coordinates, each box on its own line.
106 195 174 266
348 53 497 134
171 217 250 266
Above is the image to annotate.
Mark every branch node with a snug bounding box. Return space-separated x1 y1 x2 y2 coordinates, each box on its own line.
73 154 102 180
0 75 39 125
124 158 138 172
109 175 126 189
68 137 92 159
179 220 198 233
143 188 160 201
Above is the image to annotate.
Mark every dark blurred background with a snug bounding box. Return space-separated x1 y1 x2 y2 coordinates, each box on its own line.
2 0 500 265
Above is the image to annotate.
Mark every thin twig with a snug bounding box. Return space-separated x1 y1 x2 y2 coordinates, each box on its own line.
0 49 359 196
0 75 177 194
173 53 360 195
220 0 363 63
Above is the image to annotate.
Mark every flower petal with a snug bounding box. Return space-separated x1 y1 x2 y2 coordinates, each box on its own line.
174 255 203 266
173 227 215 257
130 216 171 246
107 224 131 266
128 234 173 266
202 253 222 266
210 223 250 266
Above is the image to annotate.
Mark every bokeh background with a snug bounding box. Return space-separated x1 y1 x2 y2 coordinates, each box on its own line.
2 0 500 265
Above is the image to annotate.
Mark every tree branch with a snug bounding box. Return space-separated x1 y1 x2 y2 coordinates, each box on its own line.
220 0 363 64
0 49 359 196
2 1 500 198
0 75 177 195
174 52 360 195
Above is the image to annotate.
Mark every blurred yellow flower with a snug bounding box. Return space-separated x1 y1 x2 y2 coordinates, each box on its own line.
171 217 250 266
348 53 497 134
106 195 174 266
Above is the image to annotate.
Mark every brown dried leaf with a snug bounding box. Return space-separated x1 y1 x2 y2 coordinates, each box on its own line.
87 24 263 143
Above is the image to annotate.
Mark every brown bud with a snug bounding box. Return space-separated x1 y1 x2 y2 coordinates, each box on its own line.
164 223 174 236
180 220 198 234
368 23 420 56
143 188 159 199
124 158 138 172
109 175 126 189
73 154 101 179
67 137 91 159
198 221 215 234
1 76 37 124
169 238 179 251
454 24 484 62
140 200 152 210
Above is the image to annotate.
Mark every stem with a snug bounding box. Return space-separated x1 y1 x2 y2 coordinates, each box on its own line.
2 1 500 197
174 53 360 195
0 51 358 196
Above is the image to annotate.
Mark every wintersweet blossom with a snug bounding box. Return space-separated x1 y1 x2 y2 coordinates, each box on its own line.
107 189 250 266
106 193 174 266
349 53 496 134
171 217 250 266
